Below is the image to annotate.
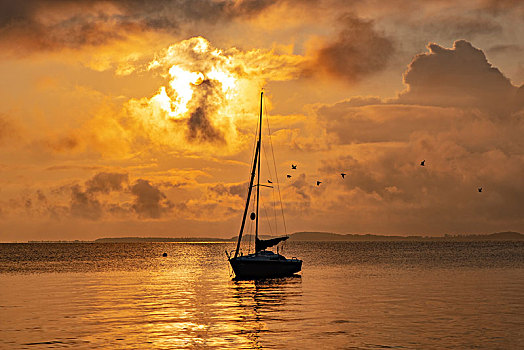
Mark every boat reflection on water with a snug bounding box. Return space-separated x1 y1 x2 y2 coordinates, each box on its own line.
229 276 302 348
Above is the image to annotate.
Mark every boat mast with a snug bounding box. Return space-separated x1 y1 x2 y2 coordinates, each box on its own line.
233 91 263 259
255 91 263 250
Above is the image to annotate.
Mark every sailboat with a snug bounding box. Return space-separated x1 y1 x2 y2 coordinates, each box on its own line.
227 92 302 279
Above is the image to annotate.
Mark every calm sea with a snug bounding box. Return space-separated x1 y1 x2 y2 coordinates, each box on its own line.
0 241 522 349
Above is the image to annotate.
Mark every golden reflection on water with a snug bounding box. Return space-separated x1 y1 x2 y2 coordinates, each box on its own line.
1 242 522 349
229 277 302 349
48 251 303 349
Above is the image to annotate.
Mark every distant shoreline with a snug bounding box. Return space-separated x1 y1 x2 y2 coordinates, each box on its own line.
19 231 523 243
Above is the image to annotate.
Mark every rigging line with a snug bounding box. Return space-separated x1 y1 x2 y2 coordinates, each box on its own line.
248 117 259 181
247 220 252 254
272 177 278 234
261 100 279 234
264 98 287 235
241 94 262 256
262 141 275 185
248 186 258 252
262 203 274 236
234 101 261 258
261 139 278 233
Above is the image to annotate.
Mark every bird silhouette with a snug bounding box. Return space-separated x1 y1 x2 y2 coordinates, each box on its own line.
341 173 346 178
316 181 322 186
268 180 272 184
287 174 292 178
478 187 482 192
420 160 425 166
291 164 297 169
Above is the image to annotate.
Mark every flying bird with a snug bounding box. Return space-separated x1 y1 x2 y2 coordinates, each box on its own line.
291 164 297 169
478 187 482 192
341 173 346 179
316 181 322 186
420 160 425 166
287 174 292 178
268 180 273 184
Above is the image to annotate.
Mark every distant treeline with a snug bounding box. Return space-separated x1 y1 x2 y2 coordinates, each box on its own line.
25 231 522 243
288 231 523 241
94 237 232 243
93 231 523 243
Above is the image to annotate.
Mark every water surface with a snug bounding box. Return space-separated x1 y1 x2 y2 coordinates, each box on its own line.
1 241 522 349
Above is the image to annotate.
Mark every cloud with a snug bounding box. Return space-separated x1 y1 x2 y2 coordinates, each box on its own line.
209 182 248 199
0 114 17 145
398 40 522 116
0 1 137 53
40 134 82 153
70 184 103 220
68 172 128 219
7 172 171 221
186 80 226 143
304 40 524 233
0 0 307 54
317 103 464 144
130 179 173 219
487 44 524 55
36 172 175 220
480 0 524 15
125 36 305 150
418 14 502 40
306 13 394 82
85 172 128 194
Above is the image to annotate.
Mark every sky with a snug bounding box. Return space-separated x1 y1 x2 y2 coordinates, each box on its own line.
1 0 523 241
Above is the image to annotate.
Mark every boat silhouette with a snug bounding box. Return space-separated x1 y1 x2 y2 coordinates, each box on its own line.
227 92 302 279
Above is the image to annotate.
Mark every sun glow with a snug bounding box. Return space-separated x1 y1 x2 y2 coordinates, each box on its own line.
148 37 246 125
129 36 305 151
165 65 206 117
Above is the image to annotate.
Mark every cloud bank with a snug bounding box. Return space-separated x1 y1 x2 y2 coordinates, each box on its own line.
309 40 524 233
309 13 394 82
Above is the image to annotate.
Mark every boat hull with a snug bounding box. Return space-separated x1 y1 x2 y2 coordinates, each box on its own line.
229 256 302 279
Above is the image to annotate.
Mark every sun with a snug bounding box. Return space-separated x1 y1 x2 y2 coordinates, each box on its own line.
127 36 305 150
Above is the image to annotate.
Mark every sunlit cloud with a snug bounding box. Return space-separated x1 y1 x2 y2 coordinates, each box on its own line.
125 36 306 152
2 1 524 240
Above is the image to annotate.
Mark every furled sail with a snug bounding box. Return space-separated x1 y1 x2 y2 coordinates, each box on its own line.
255 236 289 252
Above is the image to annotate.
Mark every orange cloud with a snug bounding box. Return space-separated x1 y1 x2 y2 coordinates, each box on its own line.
124 37 305 152
398 40 521 116
305 13 394 82
306 40 524 234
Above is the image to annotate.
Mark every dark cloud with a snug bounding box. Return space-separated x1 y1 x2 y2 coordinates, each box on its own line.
308 13 394 82
398 40 522 116
36 190 47 202
0 0 141 52
335 96 383 107
130 179 173 219
22 173 177 220
70 184 103 220
0 114 17 145
186 79 226 143
289 173 312 201
316 103 460 144
85 172 128 194
45 165 103 171
41 135 82 153
310 40 524 233
421 15 502 40
68 172 127 219
209 182 247 198
316 130 524 231
487 44 524 55
0 0 302 53
480 0 524 15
